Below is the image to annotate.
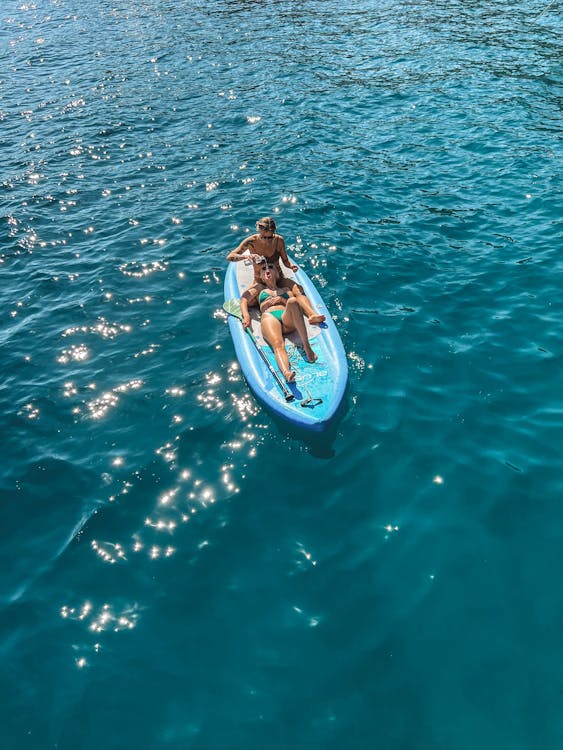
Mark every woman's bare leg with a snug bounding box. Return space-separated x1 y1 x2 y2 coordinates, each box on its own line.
280 280 326 324
282 298 317 363
297 294 326 324
261 315 295 382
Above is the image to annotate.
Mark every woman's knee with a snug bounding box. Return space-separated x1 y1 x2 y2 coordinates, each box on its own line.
262 323 283 346
286 297 304 320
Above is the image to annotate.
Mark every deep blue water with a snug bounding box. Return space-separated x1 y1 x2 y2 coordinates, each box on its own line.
1 0 562 747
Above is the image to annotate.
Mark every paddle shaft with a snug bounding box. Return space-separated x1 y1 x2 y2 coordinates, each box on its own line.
224 302 294 402
244 326 295 402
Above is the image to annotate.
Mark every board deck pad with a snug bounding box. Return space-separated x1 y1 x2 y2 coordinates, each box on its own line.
235 259 321 349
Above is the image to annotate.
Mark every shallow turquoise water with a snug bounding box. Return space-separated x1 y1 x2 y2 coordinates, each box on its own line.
1 0 562 747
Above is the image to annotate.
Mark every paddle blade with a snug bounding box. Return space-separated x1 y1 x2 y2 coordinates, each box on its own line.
223 298 243 320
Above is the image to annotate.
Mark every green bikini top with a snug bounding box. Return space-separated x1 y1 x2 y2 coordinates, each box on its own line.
259 289 289 305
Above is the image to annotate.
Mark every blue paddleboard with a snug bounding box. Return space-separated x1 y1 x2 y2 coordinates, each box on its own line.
224 257 348 432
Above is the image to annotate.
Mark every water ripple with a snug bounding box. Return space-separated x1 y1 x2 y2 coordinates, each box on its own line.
1 0 562 746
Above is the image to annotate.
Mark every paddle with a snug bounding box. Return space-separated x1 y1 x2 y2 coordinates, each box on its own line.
223 299 295 402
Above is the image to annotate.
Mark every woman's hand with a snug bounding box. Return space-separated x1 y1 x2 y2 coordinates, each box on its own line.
290 263 298 272
242 314 251 329
250 253 264 264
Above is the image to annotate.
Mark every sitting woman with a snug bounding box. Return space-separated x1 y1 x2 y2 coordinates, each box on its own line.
227 216 296 281
241 262 318 383
227 216 325 325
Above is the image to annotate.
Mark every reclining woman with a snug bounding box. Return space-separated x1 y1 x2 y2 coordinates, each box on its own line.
227 216 325 325
240 262 317 383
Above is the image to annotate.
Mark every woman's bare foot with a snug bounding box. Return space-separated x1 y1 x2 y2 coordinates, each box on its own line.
308 313 326 325
303 345 317 364
283 369 296 383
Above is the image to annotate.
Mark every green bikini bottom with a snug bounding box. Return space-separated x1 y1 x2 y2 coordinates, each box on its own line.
266 309 284 322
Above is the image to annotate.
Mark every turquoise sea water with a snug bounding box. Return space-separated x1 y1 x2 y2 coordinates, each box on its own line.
1 0 562 747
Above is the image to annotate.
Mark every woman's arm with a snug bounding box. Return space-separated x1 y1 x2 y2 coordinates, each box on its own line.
240 296 251 328
227 236 261 263
240 288 259 328
278 236 298 272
